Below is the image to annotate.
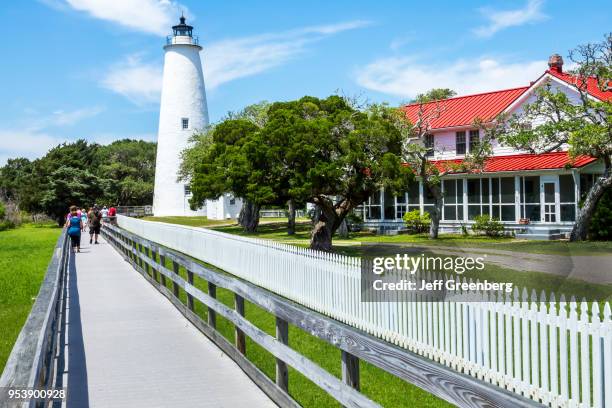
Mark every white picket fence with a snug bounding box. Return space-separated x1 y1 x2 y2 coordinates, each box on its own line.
116 215 612 408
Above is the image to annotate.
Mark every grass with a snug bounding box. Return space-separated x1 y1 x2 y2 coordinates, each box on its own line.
146 252 452 408
0 224 61 372
201 221 612 303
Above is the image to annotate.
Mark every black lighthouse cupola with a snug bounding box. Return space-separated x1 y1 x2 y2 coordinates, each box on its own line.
172 15 193 37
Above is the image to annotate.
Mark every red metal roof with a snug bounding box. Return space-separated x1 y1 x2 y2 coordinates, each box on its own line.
403 87 528 130
429 151 597 174
547 69 612 101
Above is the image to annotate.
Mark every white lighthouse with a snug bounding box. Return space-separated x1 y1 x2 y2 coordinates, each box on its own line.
152 16 209 216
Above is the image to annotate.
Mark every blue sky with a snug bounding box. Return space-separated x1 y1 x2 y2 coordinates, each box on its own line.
0 0 609 164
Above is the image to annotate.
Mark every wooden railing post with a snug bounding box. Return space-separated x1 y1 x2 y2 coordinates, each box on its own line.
275 317 289 392
341 350 360 395
187 269 195 312
144 246 151 278
171 261 180 298
234 294 246 354
159 252 167 288
207 282 217 329
151 248 158 282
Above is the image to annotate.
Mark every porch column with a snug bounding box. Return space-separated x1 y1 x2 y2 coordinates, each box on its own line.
572 170 580 218
462 179 468 222
514 176 521 222
419 181 424 215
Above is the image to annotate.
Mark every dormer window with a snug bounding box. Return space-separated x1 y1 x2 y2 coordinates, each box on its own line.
424 134 434 157
456 131 466 155
182 118 189 130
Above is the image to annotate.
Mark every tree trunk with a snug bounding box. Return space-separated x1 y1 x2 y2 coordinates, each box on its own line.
238 200 261 233
569 173 612 241
427 184 443 239
337 218 349 239
287 199 296 235
310 204 342 251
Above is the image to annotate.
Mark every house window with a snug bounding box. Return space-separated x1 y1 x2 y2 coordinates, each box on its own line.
467 178 490 220
456 132 466 155
364 191 382 220
519 176 540 221
181 118 189 129
229 196 236 205
395 193 407 219
491 177 515 221
424 134 434 157
559 175 576 221
469 130 480 152
184 185 191 196
442 179 464 221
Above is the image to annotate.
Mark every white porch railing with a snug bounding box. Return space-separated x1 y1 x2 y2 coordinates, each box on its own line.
116 215 612 408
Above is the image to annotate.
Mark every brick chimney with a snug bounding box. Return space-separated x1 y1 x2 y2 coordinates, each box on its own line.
548 54 563 73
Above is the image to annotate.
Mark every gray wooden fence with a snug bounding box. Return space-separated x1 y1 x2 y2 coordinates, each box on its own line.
0 231 69 408
102 223 542 408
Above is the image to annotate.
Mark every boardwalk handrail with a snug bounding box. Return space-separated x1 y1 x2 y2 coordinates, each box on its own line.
102 222 541 408
0 230 69 407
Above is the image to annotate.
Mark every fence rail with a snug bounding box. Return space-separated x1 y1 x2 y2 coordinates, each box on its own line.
116 205 153 218
102 222 540 408
0 231 69 407
115 215 612 408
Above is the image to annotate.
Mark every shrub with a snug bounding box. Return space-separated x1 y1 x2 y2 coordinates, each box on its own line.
471 214 504 237
589 189 612 240
0 201 5 220
402 209 430 233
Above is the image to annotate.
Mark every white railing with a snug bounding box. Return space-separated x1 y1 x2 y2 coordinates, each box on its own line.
116 215 612 408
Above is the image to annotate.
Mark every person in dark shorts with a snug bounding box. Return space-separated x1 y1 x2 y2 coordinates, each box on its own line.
89 206 102 244
65 205 83 253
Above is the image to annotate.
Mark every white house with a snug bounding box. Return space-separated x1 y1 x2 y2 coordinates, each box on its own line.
360 55 610 238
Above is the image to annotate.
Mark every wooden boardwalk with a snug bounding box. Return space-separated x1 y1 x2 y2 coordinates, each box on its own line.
64 235 276 408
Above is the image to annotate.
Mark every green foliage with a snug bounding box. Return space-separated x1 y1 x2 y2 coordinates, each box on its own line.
0 201 5 219
411 88 457 103
471 215 504 237
402 209 430 233
0 139 156 223
184 96 413 246
589 189 612 240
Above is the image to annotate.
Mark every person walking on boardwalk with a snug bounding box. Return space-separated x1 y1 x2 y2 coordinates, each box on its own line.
80 208 88 232
65 205 83 253
89 206 102 244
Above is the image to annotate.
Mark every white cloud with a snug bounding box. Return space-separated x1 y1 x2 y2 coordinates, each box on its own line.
0 107 132 165
102 20 370 103
45 0 187 36
0 130 65 165
203 20 373 90
50 106 106 126
355 56 546 98
474 0 547 38
101 54 163 105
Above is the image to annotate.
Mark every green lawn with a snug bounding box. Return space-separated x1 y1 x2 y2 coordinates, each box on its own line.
142 216 310 228
207 221 612 303
211 221 612 256
0 224 61 372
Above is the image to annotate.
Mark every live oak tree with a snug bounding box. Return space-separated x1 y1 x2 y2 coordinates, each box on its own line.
180 102 273 233
260 96 413 251
498 34 612 241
